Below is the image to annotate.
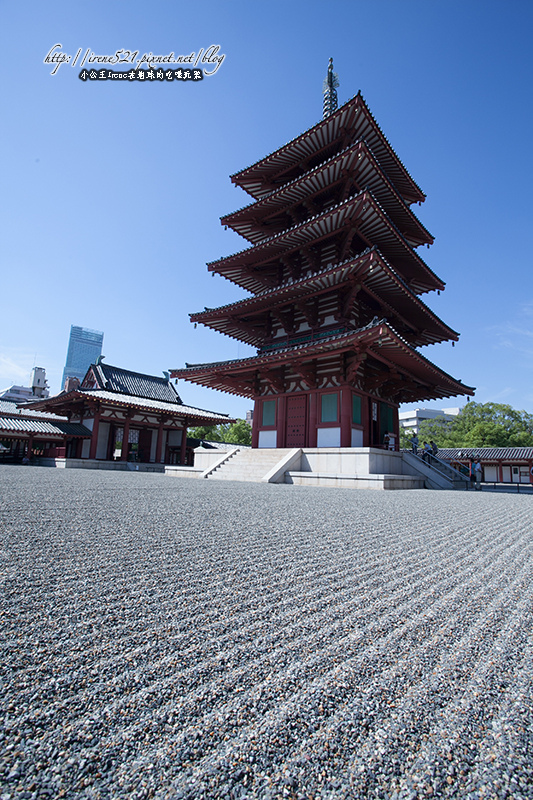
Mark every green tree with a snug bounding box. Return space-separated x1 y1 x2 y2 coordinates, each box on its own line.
224 419 252 445
189 419 252 446
417 402 533 449
189 423 229 441
399 427 413 450
415 416 453 447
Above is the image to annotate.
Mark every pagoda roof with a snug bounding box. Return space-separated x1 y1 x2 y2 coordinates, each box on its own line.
231 93 425 204
170 322 474 403
209 191 444 295
193 249 457 348
223 141 433 247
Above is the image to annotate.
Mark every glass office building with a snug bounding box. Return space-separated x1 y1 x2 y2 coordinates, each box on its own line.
61 326 104 388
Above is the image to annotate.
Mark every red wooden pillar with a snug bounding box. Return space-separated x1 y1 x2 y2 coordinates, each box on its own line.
276 395 287 449
180 421 188 465
251 399 260 449
340 387 351 448
529 460 533 484
121 413 131 461
308 392 317 448
77 409 85 458
89 406 101 460
155 416 166 463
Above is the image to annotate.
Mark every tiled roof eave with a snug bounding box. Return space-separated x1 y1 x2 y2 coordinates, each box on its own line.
23 389 231 423
79 390 231 421
0 418 92 436
223 140 433 245
438 447 533 461
191 250 458 346
171 322 473 397
209 190 444 293
231 93 425 203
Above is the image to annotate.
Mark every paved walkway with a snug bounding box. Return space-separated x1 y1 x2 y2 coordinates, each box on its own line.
1 466 533 799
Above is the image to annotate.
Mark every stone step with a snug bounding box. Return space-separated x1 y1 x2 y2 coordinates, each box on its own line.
206 448 294 482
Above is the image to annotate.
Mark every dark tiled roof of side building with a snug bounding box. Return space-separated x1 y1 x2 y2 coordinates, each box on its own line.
0 399 66 421
439 447 533 461
89 362 182 404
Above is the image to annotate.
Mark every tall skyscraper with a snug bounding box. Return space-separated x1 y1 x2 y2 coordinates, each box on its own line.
61 326 104 388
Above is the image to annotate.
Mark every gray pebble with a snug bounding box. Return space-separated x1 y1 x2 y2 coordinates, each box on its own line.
1 465 532 798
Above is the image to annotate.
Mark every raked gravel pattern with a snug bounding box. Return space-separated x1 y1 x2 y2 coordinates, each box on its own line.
1 466 533 800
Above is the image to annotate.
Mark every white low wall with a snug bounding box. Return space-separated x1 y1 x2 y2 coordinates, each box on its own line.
34 458 166 472
194 446 238 471
287 472 424 490
299 447 406 476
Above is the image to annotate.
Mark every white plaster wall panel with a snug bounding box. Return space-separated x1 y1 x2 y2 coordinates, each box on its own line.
484 466 497 482
351 428 364 447
258 430 277 448
316 428 341 448
95 421 110 460
82 439 91 458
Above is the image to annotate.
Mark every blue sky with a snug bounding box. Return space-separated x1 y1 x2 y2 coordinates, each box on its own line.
1 0 532 419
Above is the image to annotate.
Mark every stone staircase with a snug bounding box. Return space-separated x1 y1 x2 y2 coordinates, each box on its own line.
207 448 294 482
402 451 470 490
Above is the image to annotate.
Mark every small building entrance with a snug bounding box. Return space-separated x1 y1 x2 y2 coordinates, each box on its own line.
138 429 153 463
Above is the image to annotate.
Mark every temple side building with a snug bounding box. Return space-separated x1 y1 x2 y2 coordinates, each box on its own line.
171 63 474 450
24 359 232 465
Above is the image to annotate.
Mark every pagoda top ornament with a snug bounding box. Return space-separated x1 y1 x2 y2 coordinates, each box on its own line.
323 57 340 118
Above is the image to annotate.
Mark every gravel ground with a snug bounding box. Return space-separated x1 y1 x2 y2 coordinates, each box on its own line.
1 465 533 800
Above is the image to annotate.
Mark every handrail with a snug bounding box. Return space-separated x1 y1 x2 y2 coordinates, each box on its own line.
405 451 469 485
408 453 456 483
426 453 470 481
402 449 469 481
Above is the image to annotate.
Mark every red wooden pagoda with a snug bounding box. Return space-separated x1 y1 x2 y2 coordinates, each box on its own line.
171 62 474 450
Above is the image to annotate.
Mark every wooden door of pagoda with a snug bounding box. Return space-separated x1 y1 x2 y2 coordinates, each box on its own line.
286 395 307 447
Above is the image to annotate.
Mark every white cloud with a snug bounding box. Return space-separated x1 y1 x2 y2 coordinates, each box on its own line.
0 352 38 387
489 386 515 401
487 309 533 359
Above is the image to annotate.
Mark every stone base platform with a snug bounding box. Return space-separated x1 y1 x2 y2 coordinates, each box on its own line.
32 447 438 490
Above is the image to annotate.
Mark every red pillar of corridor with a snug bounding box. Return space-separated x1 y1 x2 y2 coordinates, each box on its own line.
89 405 101 460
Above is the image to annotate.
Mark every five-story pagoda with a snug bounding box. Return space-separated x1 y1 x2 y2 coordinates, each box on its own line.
171 61 474 449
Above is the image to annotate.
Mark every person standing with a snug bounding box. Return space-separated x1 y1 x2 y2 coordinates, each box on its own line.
473 458 483 491
410 433 419 455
